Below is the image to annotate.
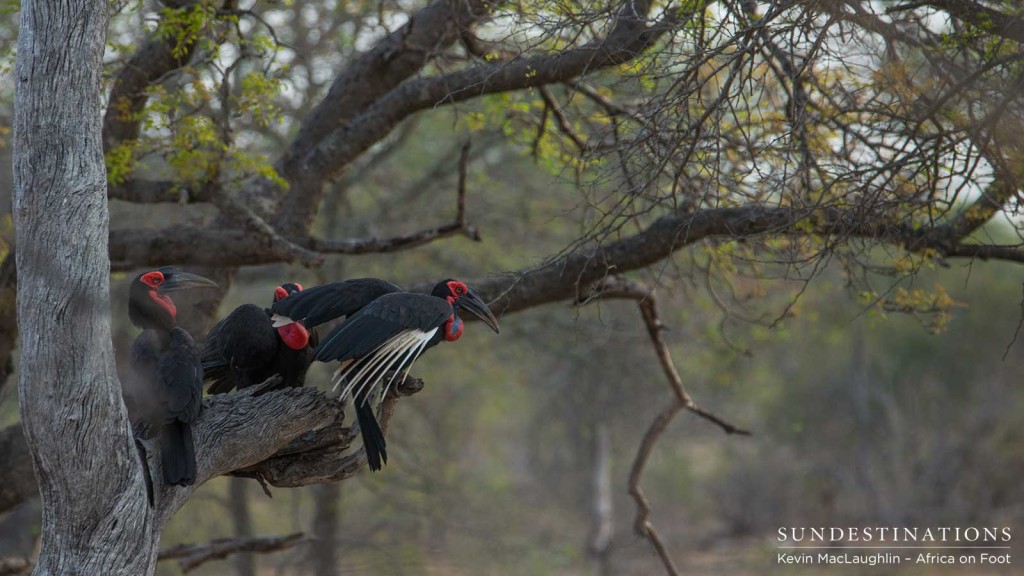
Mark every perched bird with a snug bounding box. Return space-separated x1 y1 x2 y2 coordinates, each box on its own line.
269 278 402 329
203 282 316 394
126 266 217 487
310 279 500 471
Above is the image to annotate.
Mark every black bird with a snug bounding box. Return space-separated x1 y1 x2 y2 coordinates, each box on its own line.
311 279 500 471
269 277 402 329
126 266 217 487
203 282 315 394
204 278 401 395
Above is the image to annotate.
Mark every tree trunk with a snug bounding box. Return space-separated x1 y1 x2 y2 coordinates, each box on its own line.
12 0 157 573
588 424 613 576
311 483 340 576
228 479 255 576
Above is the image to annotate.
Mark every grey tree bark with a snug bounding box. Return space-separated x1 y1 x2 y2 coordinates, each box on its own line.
12 0 156 573
9 0 350 571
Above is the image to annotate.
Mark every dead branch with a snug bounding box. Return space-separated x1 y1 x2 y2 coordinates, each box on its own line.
579 277 749 575
157 533 307 573
231 375 424 487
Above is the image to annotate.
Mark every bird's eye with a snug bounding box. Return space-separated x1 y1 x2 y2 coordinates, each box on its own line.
456 286 465 295
141 271 164 288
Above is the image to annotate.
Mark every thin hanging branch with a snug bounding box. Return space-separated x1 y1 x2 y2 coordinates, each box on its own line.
580 276 749 576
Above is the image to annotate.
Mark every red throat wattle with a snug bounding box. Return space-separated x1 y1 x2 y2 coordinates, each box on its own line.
444 315 464 342
277 322 310 350
147 291 177 319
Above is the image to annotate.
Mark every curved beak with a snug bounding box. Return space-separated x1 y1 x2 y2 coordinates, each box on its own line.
460 289 500 334
158 271 218 293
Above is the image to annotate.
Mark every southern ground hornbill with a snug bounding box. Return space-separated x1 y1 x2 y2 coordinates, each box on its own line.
203 278 400 394
202 282 314 394
126 266 217 487
274 279 500 471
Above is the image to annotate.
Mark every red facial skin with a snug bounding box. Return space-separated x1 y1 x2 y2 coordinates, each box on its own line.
446 280 468 299
274 283 303 302
274 286 289 302
141 271 176 319
443 281 469 342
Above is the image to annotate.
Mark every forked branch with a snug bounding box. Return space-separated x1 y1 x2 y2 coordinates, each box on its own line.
582 277 749 576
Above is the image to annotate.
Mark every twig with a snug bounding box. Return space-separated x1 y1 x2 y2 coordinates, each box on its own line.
310 146 480 252
538 86 589 152
158 533 307 573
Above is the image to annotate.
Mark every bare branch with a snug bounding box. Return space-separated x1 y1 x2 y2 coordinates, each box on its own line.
538 86 589 152
108 179 202 204
233 376 424 487
577 277 749 574
157 533 307 573
303 0 681 184
272 0 499 232
149 386 342 526
281 0 496 171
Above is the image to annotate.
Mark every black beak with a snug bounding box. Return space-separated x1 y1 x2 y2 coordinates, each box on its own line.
459 289 500 334
158 271 218 293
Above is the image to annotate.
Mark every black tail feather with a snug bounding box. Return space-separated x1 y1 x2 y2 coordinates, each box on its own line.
203 360 235 394
355 394 387 471
161 421 197 486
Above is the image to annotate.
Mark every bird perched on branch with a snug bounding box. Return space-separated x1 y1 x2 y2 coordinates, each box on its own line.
126 266 217 487
203 278 402 396
203 282 316 395
276 279 500 471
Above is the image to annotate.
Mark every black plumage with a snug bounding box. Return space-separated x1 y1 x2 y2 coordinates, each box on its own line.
126 267 216 487
203 283 317 394
313 280 500 471
270 278 401 329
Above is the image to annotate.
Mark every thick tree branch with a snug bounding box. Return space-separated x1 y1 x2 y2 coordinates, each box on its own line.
303 0 677 185
150 385 341 525
272 0 498 233
108 214 478 269
281 0 495 171
108 180 203 204
233 375 424 487
919 0 1024 45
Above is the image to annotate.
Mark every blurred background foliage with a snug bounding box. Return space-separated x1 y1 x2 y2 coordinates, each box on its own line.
1 0 1024 573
